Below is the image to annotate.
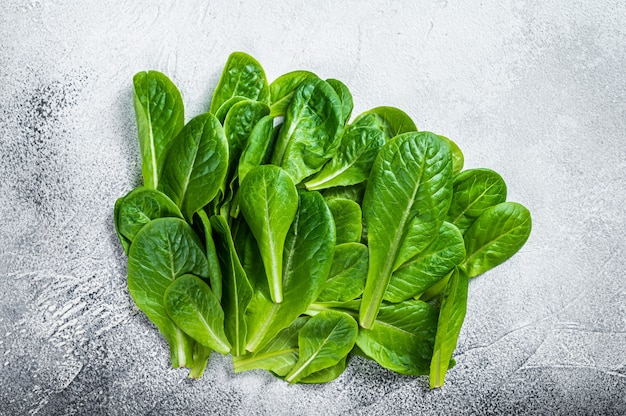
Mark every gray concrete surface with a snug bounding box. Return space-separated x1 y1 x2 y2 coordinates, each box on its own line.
1 1 624 414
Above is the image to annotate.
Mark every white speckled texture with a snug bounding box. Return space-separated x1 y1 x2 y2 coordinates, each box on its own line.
1 1 624 414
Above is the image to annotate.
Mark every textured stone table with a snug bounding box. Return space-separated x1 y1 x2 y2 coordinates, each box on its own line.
1 1 624 414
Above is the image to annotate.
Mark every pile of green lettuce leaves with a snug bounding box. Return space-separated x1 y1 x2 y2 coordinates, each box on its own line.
114 52 531 387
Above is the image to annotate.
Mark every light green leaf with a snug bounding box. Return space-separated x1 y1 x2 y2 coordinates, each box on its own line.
285 310 358 383
363 106 417 137
298 355 348 384
114 197 131 255
392 215 439 271
158 113 229 220
430 268 468 388
238 115 275 185
326 78 353 123
127 217 209 368
438 135 464 176
132 71 185 189
326 198 362 244
305 113 387 190
164 274 231 355
239 165 298 303
356 300 438 375
116 187 183 244
316 243 367 303
233 316 308 376
359 132 453 329
209 52 270 114
387 222 465 302
461 202 532 278
210 215 253 356
269 70 319 117
447 168 507 234
270 78 344 184
245 190 335 352
195 210 223 301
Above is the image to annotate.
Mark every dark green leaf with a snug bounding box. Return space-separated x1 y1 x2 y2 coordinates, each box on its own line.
164 274 231 354
359 132 453 329
209 52 270 114
430 268 468 388
132 71 185 189
239 165 299 303
356 300 438 375
461 202 532 278
285 310 358 383
158 113 229 220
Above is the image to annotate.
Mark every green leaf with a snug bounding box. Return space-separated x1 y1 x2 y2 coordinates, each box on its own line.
214 96 246 124
114 197 131 254
326 78 353 123
195 210 223 301
304 113 387 190
116 187 183 243
321 183 365 205
363 106 417 137
392 215 439 271
316 243 368 303
245 191 336 352
326 198 362 244
387 222 465 302
239 165 299 303
285 310 358 383
224 100 271 168
430 268 468 389
209 52 270 114
158 113 229 220
233 316 308 376
210 215 253 356
270 78 344 184
359 132 453 329
446 168 507 234
238 115 275 185
298 355 348 384
461 202 532 278
438 135 464 176
127 217 209 368
132 71 185 189
356 300 438 375
269 70 319 117
164 274 231 355
189 343 212 379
